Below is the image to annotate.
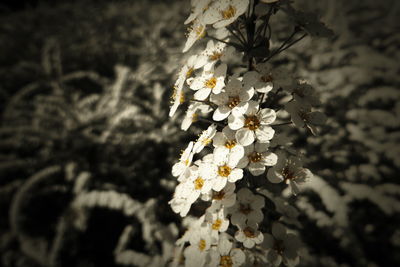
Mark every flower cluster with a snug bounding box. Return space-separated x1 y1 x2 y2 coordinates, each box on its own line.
168 0 328 266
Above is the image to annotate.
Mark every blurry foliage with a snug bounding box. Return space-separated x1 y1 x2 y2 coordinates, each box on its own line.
270 0 400 266
0 0 399 267
0 1 189 266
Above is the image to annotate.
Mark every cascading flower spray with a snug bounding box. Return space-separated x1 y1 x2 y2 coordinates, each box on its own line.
168 0 332 266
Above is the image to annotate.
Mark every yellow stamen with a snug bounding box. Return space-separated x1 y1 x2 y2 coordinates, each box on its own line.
198 239 206 251
209 51 222 61
227 96 240 109
248 152 262 163
239 203 252 215
212 219 222 230
221 5 236 19
186 67 194 78
220 255 233 267
244 115 260 130
261 74 273 83
243 227 256 238
212 190 225 200
218 165 231 177
194 177 204 190
225 140 236 149
205 77 217 88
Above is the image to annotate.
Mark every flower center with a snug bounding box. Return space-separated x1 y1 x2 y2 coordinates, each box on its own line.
248 152 262 163
205 77 217 88
212 190 225 200
273 239 285 255
225 140 236 149
171 87 185 104
221 5 236 19
239 203 252 215
198 239 206 251
218 165 231 177
195 25 206 39
282 166 296 182
212 219 222 230
260 74 273 83
244 115 260 130
192 113 198 122
243 227 256 238
298 109 310 121
186 67 194 78
220 255 233 267
194 177 204 190
209 51 222 61
227 96 240 109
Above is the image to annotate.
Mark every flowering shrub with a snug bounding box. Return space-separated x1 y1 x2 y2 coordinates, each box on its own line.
168 0 332 266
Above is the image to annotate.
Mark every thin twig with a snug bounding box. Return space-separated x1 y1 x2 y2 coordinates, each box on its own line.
197 117 225 127
271 122 292 127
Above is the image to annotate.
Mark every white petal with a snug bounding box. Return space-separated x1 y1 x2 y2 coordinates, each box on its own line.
213 178 228 191
231 101 249 117
290 180 300 195
194 88 212 100
255 125 275 142
231 249 246 265
228 114 245 130
267 169 283 183
249 162 266 176
255 81 273 93
227 168 243 183
213 106 231 121
214 147 229 165
272 222 286 240
243 71 259 88
262 233 274 249
259 108 276 124
236 128 255 146
267 250 282 266
262 152 278 166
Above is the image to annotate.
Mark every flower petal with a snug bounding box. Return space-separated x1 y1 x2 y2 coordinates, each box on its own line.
236 128 255 146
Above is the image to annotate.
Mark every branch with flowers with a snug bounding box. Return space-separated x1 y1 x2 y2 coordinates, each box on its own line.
168 0 333 266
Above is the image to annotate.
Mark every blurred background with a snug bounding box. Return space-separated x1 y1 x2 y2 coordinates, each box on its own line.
0 0 399 266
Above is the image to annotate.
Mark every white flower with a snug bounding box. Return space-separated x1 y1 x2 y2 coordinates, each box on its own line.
203 0 250 28
234 221 264 248
228 100 276 146
194 40 235 69
193 124 218 153
267 151 313 195
210 78 254 121
228 188 264 226
172 141 194 178
213 126 245 162
261 222 301 267
202 182 237 209
209 234 246 267
290 82 321 106
181 102 212 131
237 142 278 176
183 19 207 53
170 55 202 117
243 63 293 93
205 207 230 239
285 100 326 135
184 0 213 25
184 226 213 267
185 165 215 206
203 147 244 191
169 179 194 217
189 63 227 100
